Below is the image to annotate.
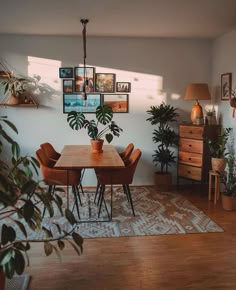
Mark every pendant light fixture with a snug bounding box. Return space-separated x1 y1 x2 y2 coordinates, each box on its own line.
81 18 89 100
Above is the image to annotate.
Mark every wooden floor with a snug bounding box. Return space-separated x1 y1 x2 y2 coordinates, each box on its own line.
26 186 236 290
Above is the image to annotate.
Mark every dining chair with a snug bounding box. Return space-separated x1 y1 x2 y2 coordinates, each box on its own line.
119 143 134 164
40 142 61 165
95 148 142 218
40 142 85 195
94 143 134 202
36 148 82 218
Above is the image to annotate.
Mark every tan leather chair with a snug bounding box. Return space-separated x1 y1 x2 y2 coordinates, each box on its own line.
96 149 142 218
119 143 134 164
40 142 61 165
36 148 82 217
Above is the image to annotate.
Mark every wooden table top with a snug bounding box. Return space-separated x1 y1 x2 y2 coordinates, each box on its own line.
54 145 125 169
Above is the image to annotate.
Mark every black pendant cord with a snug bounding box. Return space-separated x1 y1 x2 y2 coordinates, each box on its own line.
81 19 89 99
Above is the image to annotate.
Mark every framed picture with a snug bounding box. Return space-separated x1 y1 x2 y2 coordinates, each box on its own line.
95 73 115 93
74 67 95 92
116 82 131 93
221 72 232 100
59 67 73 78
63 93 101 113
103 94 129 113
63 80 73 93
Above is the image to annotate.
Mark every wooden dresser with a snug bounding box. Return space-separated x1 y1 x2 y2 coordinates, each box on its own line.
177 124 220 186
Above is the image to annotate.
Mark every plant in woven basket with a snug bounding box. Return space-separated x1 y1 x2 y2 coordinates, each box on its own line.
0 116 83 280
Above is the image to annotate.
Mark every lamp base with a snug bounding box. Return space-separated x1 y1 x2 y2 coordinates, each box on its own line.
191 101 203 124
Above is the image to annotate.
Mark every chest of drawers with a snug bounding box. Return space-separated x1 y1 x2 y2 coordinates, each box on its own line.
177 124 220 185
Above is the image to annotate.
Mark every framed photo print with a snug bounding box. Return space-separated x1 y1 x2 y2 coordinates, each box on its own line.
221 72 232 100
59 67 73 78
95 73 115 93
63 93 101 113
63 80 73 93
116 82 131 93
74 67 95 93
103 94 129 113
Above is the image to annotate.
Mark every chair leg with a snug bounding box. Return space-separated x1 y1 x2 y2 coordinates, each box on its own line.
75 185 82 206
98 184 105 217
94 181 100 204
125 184 135 217
123 184 130 203
72 186 80 219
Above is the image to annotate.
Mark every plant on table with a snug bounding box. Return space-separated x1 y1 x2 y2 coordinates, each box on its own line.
67 105 123 147
0 115 83 280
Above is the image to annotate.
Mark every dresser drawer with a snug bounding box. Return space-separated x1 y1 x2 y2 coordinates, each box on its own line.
179 138 203 154
178 164 202 181
178 151 203 167
179 125 204 139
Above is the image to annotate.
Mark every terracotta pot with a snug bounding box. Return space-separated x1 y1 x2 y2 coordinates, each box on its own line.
8 94 21 105
154 172 172 191
211 157 226 173
91 139 104 153
0 267 5 290
221 194 236 211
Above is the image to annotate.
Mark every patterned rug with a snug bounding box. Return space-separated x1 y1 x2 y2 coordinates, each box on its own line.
2 186 223 239
5 274 30 290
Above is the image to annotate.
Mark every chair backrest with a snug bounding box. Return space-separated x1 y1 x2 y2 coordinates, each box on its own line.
119 143 134 162
97 148 142 185
36 148 55 168
40 142 61 161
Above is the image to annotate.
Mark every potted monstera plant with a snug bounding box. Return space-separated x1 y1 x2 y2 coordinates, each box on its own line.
146 102 179 191
67 105 123 153
0 116 83 287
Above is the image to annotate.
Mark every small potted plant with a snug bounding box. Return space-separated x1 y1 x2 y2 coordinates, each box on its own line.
0 72 39 105
146 102 179 191
67 105 123 152
207 127 232 173
220 153 236 211
0 116 83 285
205 107 216 125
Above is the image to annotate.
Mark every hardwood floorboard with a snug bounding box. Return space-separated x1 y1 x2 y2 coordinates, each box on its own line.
26 186 236 289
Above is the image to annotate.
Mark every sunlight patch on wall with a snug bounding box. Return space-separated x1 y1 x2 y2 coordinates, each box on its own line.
28 56 61 92
86 64 165 111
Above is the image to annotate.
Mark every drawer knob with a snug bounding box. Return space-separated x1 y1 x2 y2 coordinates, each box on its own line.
188 158 192 160
187 170 191 174
189 131 193 134
188 144 192 147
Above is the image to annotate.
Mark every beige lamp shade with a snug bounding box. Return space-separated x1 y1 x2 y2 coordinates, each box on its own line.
184 83 211 124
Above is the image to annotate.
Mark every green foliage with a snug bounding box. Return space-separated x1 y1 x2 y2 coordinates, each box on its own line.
146 102 179 173
207 127 232 158
220 154 236 196
0 116 83 279
67 105 123 143
0 74 39 98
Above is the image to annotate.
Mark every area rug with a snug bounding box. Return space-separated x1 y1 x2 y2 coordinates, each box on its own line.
5 274 30 290
2 186 223 239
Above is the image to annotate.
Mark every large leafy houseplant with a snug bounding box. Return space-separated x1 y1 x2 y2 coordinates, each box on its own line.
207 127 232 158
67 105 123 143
0 116 83 280
146 102 179 173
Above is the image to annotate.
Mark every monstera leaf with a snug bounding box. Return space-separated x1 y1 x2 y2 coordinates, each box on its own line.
67 112 85 130
96 105 113 125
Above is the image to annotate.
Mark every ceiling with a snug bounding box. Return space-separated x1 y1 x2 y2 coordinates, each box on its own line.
1 0 236 39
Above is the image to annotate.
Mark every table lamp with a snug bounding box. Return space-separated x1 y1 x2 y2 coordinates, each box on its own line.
184 83 211 124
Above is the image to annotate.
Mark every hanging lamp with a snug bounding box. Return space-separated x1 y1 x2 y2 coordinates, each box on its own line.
81 18 89 100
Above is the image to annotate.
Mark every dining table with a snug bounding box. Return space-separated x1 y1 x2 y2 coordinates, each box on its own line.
54 144 125 221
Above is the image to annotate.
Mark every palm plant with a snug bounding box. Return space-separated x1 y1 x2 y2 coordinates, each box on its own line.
67 105 123 143
207 127 232 158
146 102 179 173
0 116 83 280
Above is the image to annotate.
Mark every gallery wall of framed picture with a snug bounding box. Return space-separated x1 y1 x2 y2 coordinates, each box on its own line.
59 66 131 113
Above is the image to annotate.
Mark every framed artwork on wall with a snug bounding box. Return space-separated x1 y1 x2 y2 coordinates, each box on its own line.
95 73 116 93
59 67 73 78
221 72 232 100
116 82 131 93
63 93 101 113
63 80 73 93
103 94 129 113
74 67 95 93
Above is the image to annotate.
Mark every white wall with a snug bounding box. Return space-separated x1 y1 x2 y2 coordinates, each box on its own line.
212 29 236 146
0 35 212 185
